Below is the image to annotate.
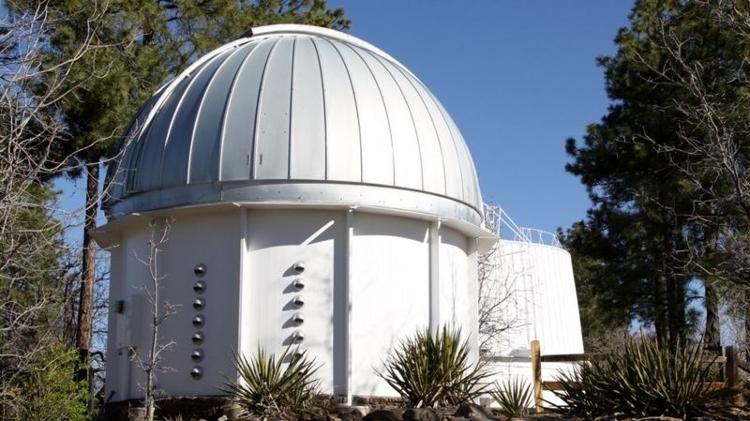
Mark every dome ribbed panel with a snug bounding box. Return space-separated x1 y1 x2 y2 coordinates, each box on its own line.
110 26 483 219
254 37 294 179
334 40 393 186
162 51 229 187
114 90 162 198
381 58 445 196
315 37 361 182
290 37 326 179
133 72 196 192
360 49 422 190
189 43 255 184
220 39 276 181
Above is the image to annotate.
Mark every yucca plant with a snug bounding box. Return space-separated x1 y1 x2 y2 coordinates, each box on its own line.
490 377 532 417
223 346 320 417
552 337 738 419
378 326 492 407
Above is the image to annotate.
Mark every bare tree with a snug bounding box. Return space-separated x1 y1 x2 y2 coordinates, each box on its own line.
0 1 119 414
478 206 525 355
130 218 178 421
628 0 750 357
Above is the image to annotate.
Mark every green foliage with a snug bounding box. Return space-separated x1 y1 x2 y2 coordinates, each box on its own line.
552 337 737 420
224 346 320 417
0 183 86 420
378 326 491 408
560 0 749 346
1 342 89 421
489 377 532 418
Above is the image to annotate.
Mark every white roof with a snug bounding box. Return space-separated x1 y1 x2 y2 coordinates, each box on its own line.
107 25 483 226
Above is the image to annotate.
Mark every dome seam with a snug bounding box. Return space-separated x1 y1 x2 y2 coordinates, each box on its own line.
309 37 329 181
287 37 297 179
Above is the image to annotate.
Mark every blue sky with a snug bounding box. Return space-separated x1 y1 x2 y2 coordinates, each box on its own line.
57 1 635 241
327 0 634 233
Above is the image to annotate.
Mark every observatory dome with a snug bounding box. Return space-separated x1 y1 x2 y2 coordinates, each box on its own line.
106 25 483 227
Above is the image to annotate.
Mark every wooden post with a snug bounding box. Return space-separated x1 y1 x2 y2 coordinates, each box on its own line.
531 340 542 413
725 345 738 388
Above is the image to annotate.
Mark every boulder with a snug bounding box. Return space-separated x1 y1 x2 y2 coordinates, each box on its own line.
454 404 497 421
364 409 404 421
338 407 366 421
402 408 440 421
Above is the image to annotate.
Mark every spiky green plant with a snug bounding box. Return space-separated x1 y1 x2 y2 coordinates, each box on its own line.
223 346 320 417
378 326 492 407
552 337 738 419
490 377 532 417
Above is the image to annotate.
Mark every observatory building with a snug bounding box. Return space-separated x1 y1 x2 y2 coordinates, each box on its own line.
97 24 583 405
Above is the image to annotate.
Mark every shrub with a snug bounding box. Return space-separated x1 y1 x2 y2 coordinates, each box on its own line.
1 342 89 421
490 377 532 417
552 337 738 419
224 346 320 417
378 326 491 407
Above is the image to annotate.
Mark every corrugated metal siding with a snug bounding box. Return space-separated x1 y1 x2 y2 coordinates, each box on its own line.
110 25 483 215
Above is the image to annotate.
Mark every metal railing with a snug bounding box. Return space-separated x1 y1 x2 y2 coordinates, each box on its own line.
483 204 562 248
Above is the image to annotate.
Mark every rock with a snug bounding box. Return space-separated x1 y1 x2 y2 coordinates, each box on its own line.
297 408 330 421
402 408 440 421
453 404 496 421
364 409 404 421
127 407 146 421
338 407 365 421
633 418 683 421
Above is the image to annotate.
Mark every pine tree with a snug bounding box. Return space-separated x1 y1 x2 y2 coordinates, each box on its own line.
561 0 744 347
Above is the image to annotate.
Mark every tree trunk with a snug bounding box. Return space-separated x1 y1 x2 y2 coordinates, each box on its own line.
704 227 721 353
75 162 99 377
664 276 687 350
654 277 667 345
667 275 678 349
704 280 721 353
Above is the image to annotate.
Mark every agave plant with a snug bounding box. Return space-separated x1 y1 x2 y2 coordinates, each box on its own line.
378 326 492 407
223 346 320 417
552 337 738 419
490 377 532 417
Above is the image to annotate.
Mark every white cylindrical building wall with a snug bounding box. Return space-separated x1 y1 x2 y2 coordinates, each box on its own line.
485 238 584 404
104 208 479 401
350 213 431 397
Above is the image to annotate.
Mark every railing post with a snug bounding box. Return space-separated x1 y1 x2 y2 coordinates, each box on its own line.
725 345 737 388
531 340 542 413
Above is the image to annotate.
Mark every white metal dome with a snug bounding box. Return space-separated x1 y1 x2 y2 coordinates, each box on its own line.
106 25 483 226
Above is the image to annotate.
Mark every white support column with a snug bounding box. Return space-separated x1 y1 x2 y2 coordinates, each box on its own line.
237 208 248 371
466 237 480 363
429 219 441 333
343 208 354 404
